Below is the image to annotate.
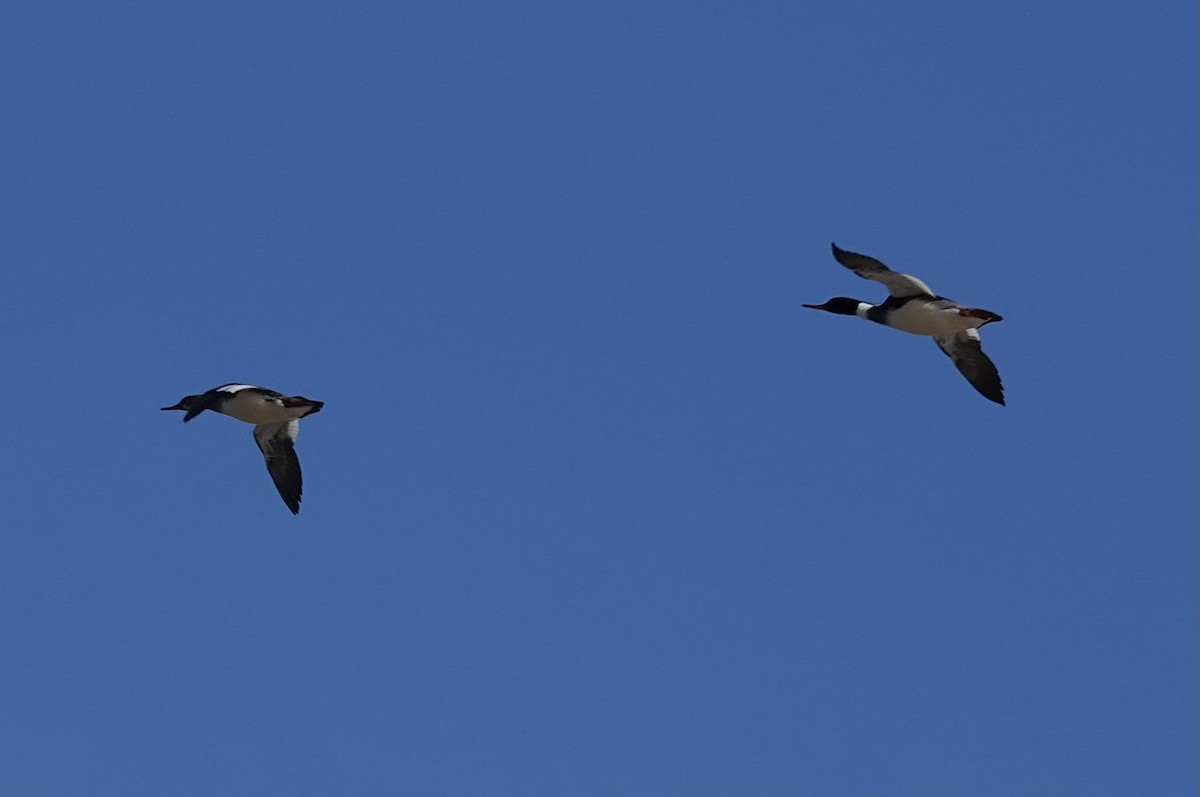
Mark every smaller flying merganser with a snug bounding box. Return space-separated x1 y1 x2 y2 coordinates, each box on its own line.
803 243 1006 405
162 384 325 514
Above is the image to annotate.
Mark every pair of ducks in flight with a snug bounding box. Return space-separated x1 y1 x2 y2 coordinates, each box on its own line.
163 243 1006 514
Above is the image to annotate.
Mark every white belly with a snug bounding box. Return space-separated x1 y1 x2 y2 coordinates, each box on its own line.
218 391 303 425
886 301 983 336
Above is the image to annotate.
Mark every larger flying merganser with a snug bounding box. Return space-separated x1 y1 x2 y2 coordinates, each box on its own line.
803 243 1006 405
162 384 325 514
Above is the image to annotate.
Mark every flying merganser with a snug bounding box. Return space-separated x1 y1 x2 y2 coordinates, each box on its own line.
803 243 1006 405
161 384 325 514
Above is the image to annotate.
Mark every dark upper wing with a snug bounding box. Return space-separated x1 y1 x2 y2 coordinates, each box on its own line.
831 242 935 298
252 421 303 514
933 330 1005 405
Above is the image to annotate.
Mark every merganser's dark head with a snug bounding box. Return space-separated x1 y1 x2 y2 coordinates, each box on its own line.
802 297 862 316
161 393 213 422
161 395 201 413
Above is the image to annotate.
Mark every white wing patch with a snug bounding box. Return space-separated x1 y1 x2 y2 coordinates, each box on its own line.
253 420 299 448
877 272 935 298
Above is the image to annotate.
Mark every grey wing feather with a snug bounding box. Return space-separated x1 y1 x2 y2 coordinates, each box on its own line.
253 421 303 514
831 242 935 298
934 330 1005 405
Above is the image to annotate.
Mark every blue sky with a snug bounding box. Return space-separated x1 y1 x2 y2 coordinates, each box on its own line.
1 2 1195 795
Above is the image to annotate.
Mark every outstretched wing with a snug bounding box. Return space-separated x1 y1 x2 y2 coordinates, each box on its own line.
933 329 1005 405
252 421 304 514
831 242 935 298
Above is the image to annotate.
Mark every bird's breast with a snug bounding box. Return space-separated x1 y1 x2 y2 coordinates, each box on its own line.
217 392 300 425
883 300 984 336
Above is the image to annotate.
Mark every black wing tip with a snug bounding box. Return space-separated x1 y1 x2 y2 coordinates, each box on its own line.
276 480 302 514
275 478 303 514
830 241 865 268
974 380 1005 405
